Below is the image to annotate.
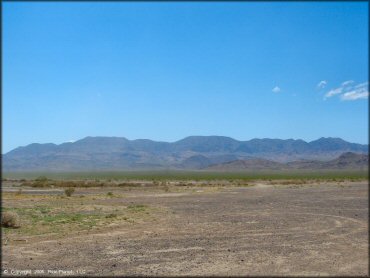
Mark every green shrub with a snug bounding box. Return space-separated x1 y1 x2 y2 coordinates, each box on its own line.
128 204 147 212
107 192 114 197
1 211 21 228
64 188 75 197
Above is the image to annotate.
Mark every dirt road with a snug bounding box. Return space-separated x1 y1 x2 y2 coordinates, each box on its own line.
2 182 368 276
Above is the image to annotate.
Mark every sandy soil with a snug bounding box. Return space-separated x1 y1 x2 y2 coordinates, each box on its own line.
1 181 368 276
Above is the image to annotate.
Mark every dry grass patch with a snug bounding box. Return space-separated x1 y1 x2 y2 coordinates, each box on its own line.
1 192 163 242
1 211 21 228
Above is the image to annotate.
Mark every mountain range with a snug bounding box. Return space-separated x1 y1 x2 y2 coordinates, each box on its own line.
206 152 369 171
2 136 368 171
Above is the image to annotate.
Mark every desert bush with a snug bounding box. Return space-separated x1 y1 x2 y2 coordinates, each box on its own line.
35 176 48 182
32 181 48 187
118 182 139 187
107 192 114 197
64 188 75 197
1 211 21 228
177 183 187 187
153 180 159 186
61 181 77 187
31 176 52 187
21 181 32 187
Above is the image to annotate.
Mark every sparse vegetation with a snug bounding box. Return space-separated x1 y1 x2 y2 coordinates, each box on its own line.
128 204 148 212
0 169 359 236
1 194 157 239
35 176 48 182
3 169 368 183
1 173 367 275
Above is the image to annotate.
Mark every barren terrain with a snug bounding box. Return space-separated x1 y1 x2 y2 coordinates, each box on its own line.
1 180 368 276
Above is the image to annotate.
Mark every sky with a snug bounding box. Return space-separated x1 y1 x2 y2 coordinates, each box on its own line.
3 2 369 153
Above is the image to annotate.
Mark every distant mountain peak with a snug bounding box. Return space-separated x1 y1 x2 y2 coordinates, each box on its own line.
310 137 346 143
175 135 237 142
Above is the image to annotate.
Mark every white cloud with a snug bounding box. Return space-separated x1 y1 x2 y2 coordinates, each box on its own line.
341 80 354 87
324 80 368 101
272 86 281 93
68 140 75 143
340 87 369 101
324 87 343 99
317 80 327 89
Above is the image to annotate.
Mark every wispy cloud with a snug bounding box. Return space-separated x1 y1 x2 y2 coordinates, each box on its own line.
355 81 369 88
341 90 369 101
317 80 327 89
324 87 343 99
341 80 354 87
324 80 368 101
340 82 369 101
272 86 281 93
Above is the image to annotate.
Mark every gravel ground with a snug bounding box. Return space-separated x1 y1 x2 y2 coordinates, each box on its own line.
2 182 368 276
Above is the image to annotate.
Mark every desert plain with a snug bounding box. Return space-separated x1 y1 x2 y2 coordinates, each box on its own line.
1 173 368 276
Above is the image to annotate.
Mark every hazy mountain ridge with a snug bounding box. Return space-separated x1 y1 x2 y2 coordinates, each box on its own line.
3 136 368 171
206 152 369 171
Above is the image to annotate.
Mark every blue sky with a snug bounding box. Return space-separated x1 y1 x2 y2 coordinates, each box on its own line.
3 2 369 153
